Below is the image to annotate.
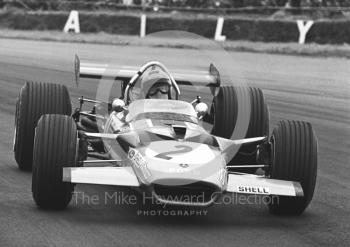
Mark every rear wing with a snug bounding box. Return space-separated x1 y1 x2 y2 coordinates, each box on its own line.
74 55 220 89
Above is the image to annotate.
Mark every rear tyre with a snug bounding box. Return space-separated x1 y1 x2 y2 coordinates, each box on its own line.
211 86 269 173
32 114 77 210
268 120 317 215
14 82 72 170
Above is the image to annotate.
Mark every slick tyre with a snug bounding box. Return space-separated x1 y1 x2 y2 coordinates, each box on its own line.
268 120 317 215
211 86 269 173
14 82 72 170
32 114 77 210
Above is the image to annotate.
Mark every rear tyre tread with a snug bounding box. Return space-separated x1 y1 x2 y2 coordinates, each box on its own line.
211 86 269 173
14 81 71 170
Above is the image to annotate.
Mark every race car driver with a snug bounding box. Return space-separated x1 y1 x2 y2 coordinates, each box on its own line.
129 66 173 101
145 80 171 99
109 66 173 134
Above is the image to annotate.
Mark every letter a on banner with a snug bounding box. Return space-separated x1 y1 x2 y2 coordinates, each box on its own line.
63 10 80 33
297 20 314 44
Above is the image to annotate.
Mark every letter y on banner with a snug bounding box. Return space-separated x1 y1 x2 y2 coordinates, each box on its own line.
297 20 314 44
63 10 80 33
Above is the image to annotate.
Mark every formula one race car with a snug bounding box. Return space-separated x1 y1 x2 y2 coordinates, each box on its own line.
13 57 317 215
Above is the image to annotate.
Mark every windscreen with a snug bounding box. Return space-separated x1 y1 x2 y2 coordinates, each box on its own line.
125 99 198 123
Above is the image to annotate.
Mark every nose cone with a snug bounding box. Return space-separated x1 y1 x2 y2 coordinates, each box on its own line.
152 180 221 206
136 141 227 189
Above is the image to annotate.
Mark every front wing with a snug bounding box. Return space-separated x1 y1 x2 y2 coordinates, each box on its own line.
63 167 140 187
226 174 303 197
62 167 303 197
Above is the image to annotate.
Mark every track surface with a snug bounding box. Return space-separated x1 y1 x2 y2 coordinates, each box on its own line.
0 39 349 247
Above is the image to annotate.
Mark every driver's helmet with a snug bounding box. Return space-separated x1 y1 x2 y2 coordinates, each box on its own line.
129 65 173 101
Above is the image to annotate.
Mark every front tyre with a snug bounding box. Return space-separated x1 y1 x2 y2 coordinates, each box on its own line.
32 114 77 210
268 120 317 215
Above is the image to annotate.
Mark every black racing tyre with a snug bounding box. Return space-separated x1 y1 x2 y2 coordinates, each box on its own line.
268 120 317 215
211 86 238 138
32 114 77 210
211 86 269 173
14 82 72 170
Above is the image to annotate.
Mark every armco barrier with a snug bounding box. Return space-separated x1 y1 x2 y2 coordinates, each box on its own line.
0 11 349 44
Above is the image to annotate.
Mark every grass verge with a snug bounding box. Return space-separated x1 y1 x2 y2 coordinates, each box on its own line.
0 29 349 58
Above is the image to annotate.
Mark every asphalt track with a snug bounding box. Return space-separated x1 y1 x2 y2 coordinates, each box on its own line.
0 39 349 247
